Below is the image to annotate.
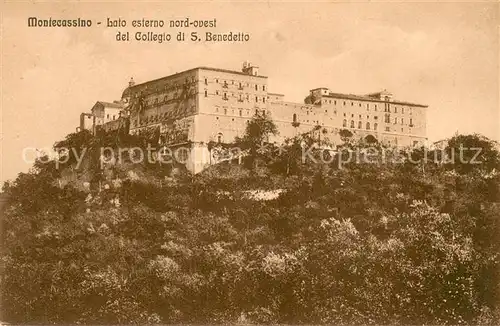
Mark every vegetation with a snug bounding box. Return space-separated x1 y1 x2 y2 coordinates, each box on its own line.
1 116 499 324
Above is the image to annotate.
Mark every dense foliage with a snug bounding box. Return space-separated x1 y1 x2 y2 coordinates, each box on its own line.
1 122 499 324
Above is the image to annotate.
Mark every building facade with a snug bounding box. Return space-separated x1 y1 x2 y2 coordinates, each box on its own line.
117 62 427 173
78 101 127 133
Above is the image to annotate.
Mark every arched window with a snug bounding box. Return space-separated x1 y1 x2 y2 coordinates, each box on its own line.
350 120 355 128
217 133 223 143
293 113 298 123
366 122 370 130
358 121 362 129
342 119 347 127
374 123 378 130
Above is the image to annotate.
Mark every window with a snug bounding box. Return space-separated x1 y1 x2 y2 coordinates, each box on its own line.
223 92 227 99
402 108 405 114
334 100 337 105
350 120 355 128
113 115 116 120
343 119 347 127
343 113 346 117
255 85 258 91
359 114 362 119
216 79 219 83
293 113 298 123
344 101 346 106
255 96 258 102
359 103 362 107
410 118 413 126
394 118 397 124
216 90 219 95
217 133 223 143
224 108 227 115
351 102 354 106
263 85 265 91
262 109 266 116
374 123 378 130
204 78 208 85
263 97 266 103
394 107 398 113
204 90 208 97
366 122 370 130
358 121 362 129
385 127 390 132
401 118 404 124
107 114 109 119
375 104 378 111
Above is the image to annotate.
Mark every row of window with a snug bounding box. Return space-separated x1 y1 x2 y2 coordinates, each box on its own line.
322 99 415 115
208 90 267 103
323 99 379 111
343 113 379 120
384 114 414 125
205 78 266 92
384 106 412 114
215 107 268 117
343 120 379 131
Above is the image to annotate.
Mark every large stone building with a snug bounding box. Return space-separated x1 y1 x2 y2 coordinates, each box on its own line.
109 62 426 173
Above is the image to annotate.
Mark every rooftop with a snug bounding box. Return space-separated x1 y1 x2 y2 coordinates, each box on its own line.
95 101 125 109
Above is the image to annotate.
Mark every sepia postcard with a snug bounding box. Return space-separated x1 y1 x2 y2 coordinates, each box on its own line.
1 1 499 324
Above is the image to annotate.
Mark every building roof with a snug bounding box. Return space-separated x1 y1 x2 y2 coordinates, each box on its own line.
324 92 428 108
310 87 330 91
95 101 125 109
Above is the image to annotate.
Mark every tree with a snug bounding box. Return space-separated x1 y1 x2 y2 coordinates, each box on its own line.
339 129 353 142
236 112 278 170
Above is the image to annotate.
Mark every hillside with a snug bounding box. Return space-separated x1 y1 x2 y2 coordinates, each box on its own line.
1 122 499 324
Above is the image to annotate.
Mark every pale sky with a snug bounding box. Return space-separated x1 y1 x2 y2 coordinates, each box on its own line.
1 1 499 183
